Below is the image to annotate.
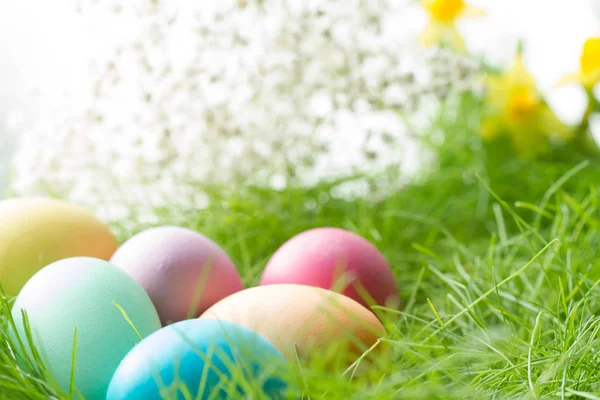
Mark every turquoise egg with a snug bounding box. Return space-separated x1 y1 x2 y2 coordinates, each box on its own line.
10 257 161 400
106 319 288 399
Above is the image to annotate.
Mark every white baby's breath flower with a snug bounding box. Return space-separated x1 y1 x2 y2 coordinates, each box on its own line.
10 0 480 223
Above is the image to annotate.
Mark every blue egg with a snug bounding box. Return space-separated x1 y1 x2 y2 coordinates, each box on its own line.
106 319 288 399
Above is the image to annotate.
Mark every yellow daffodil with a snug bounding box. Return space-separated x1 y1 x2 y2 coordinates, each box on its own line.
419 0 485 52
558 37 600 88
481 53 572 157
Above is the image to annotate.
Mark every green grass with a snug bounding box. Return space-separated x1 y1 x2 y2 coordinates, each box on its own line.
3 93 600 399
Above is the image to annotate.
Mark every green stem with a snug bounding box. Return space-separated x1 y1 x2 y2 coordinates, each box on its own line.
573 87 600 156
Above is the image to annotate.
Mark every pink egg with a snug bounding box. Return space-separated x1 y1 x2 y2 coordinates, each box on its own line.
110 226 243 325
260 227 399 309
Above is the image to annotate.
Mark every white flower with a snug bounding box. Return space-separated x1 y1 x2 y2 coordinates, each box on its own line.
10 0 480 224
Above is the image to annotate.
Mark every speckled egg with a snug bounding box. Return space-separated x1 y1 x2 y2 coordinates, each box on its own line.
260 227 399 308
0 197 118 297
200 284 387 370
107 319 288 400
10 257 161 400
110 226 244 324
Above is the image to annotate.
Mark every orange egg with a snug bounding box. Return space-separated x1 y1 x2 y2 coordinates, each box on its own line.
199 284 387 370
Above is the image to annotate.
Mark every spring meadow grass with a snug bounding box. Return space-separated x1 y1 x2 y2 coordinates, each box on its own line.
2 91 600 400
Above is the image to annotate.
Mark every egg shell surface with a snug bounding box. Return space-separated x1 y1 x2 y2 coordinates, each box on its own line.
0 197 118 297
110 226 244 324
107 319 288 400
200 284 387 369
260 227 399 308
10 257 161 400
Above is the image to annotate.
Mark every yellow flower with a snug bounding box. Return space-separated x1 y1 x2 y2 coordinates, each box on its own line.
482 54 572 157
558 37 600 88
419 0 485 52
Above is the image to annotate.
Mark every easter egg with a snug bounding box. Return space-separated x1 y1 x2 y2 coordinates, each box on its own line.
200 284 387 370
110 226 244 324
107 319 288 400
0 197 117 297
260 227 399 308
10 257 161 400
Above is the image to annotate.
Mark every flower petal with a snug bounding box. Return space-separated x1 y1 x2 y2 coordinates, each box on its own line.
419 21 441 47
420 0 435 12
556 72 583 87
536 106 573 140
460 4 486 18
448 26 466 53
480 116 504 140
484 76 510 110
507 55 537 89
581 69 600 88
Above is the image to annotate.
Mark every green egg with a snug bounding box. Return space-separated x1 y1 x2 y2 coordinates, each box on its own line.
10 257 161 400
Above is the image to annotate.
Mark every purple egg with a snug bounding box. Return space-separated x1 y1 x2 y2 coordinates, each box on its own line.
110 226 243 325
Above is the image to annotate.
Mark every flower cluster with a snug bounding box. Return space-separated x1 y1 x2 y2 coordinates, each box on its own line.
417 1 600 158
481 50 571 157
480 37 600 158
10 0 480 224
557 37 600 156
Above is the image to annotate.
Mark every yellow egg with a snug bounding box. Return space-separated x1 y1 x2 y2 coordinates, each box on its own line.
0 197 118 296
200 284 388 370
